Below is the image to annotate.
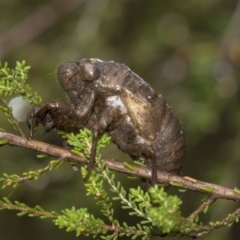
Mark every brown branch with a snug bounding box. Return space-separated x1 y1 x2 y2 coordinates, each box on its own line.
189 207 240 238
1 130 240 238
188 197 216 219
222 0 240 47
1 131 240 203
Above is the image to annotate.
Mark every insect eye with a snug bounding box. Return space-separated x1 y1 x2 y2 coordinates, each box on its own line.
57 62 80 90
81 60 100 81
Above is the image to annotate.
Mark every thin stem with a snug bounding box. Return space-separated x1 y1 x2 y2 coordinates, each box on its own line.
0 99 26 138
188 207 240 238
188 197 216 219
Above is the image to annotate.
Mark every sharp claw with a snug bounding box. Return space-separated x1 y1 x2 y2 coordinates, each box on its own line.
27 108 38 139
26 104 55 138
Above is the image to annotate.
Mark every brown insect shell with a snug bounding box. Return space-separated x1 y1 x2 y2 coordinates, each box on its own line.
90 60 185 174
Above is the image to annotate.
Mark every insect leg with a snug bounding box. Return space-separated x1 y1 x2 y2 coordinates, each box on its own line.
151 153 157 185
84 130 99 181
84 107 114 181
27 103 50 138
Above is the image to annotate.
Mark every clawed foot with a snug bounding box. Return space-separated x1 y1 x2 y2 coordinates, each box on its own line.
27 103 56 138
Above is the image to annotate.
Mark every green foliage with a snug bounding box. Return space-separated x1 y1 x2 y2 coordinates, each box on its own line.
0 112 203 239
0 61 42 105
0 61 42 134
0 60 239 239
0 197 58 219
0 159 63 189
149 186 199 234
54 129 201 238
209 212 240 228
0 99 15 125
1 1 240 238
60 128 111 158
55 207 106 237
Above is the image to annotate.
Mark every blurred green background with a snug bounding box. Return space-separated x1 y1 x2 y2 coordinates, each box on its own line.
1 0 240 239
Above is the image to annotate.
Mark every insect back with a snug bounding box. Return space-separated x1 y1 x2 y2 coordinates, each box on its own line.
90 60 186 183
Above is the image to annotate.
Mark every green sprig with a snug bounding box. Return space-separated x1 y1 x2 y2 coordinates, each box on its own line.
0 159 63 189
0 60 42 105
54 207 106 237
0 197 57 219
149 186 200 234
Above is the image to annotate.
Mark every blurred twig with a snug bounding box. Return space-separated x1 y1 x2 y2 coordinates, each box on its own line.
0 0 85 58
222 0 240 45
221 0 240 64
